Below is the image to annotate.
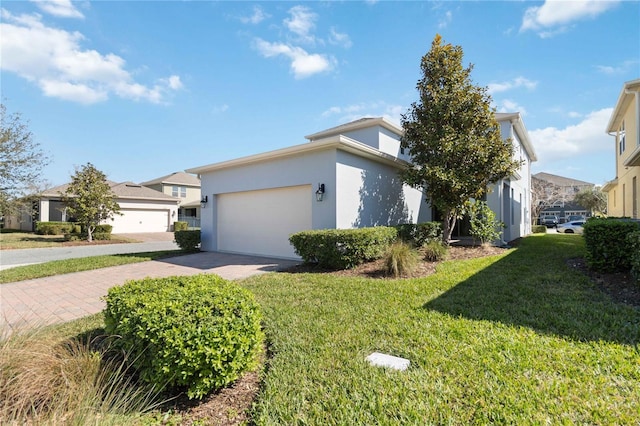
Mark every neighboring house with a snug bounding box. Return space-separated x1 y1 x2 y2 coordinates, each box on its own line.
603 79 640 219
6 181 180 233
534 172 594 222
187 115 536 259
140 171 201 228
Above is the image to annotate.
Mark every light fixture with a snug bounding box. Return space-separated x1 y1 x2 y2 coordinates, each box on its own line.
200 195 208 208
315 183 325 202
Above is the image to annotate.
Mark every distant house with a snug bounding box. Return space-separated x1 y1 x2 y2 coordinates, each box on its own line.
187 114 536 259
534 172 595 222
602 79 640 218
140 172 201 228
4 181 179 233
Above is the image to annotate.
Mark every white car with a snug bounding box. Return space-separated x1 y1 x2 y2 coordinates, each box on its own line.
556 220 585 234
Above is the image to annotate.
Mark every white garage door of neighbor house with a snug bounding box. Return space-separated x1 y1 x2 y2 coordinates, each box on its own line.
217 185 312 259
110 209 170 233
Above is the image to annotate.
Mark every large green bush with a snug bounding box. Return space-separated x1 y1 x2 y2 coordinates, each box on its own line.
35 221 80 235
532 225 547 234
394 222 442 247
583 218 640 272
174 230 201 251
289 226 397 269
103 274 264 400
627 230 640 283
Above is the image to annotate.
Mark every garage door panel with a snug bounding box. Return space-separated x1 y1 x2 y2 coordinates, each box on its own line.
217 185 311 259
110 209 170 233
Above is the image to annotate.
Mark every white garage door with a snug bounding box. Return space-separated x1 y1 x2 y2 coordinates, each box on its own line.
110 209 170 233
217 185 312 259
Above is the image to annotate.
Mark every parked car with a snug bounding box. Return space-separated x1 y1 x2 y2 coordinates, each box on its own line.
556 220 585 234
543 216 559 228
566 215 586 222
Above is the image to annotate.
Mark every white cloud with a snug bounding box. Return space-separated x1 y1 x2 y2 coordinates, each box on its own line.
284 5 317 44
521 0 620 36
31 0 84 19
322 101 404 124
212 104 229 114
529 108 612 166
494 99 528 116
0 10 182 104
595 60 638 75
240 5 268 24
488 76 537 94
438 10 452 29
253 38 334 79
329 27 352 48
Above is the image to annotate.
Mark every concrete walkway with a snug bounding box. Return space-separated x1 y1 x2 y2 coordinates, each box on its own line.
0 251 299 336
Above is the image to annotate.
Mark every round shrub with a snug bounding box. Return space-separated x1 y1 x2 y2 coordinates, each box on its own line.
103 274 264 400
174 230 201 252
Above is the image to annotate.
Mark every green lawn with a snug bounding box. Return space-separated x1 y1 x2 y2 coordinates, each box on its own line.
0 230 137 249
3 234 639 424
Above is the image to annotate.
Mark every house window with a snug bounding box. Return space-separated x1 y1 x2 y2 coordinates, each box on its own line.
619 121 626 155
172 186 187 198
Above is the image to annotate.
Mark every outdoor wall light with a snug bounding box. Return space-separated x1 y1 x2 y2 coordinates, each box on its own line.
200 195 208 208
315 183 325 202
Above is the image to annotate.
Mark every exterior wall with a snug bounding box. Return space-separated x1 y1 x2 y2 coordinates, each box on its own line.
198 149 338 252
607 101 640 218
335 150 430 228
342 125 410 160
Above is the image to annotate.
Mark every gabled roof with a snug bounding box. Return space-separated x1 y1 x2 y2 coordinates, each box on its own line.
140 171 201 187
186 134 409 175
533 172 594 187
606 78 640 133
495 112 537 162
304 117 403 141
41 181 179 203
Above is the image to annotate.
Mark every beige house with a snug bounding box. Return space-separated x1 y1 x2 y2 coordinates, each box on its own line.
603 79 640 218
141 172 201 228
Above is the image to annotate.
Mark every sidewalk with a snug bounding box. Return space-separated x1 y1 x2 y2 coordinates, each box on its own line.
0 251 299 336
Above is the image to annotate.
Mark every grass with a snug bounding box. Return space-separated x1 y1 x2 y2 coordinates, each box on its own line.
1 234 638 424
0 230 137 249
0 251 184 284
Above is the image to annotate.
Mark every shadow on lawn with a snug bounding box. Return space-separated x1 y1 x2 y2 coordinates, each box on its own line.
423 238 640 345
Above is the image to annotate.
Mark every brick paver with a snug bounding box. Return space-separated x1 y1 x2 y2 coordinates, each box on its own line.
0 252 298 336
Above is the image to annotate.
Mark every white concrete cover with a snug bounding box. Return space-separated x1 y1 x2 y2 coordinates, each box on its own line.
366 352 410 371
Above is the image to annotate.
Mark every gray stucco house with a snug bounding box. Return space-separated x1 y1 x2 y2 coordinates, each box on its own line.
187 115 536 259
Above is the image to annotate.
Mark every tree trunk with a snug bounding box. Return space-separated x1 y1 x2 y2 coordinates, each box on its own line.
441 208 457 245
87 225 93 242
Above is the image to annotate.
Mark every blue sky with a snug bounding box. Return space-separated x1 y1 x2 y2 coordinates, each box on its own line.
2 0 639 188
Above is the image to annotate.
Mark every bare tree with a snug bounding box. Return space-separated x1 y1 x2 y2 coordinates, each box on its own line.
531 176 563 225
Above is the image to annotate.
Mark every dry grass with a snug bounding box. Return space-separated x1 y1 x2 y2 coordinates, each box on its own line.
0 325 161 425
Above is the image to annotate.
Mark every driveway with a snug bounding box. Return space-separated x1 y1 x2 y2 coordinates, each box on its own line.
0 251 299 336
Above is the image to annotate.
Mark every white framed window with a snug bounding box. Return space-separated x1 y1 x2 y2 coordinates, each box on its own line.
172 186 187 198
619 121 626 155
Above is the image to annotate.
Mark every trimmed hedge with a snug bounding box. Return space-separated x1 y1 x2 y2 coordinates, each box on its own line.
395 222 442 247
289 226 397 269
531 225 547 234
627 230 640 283
175 230 201 251
103 274 264 400
583 218 640 273
35 221 80 235
174 221 188 231
64 232 111 241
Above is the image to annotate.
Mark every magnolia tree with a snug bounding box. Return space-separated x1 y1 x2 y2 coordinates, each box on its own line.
63 163 121 242
400 35 520 244
574 186 607 216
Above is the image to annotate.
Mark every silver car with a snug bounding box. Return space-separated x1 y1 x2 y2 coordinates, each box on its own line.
556 220 585 234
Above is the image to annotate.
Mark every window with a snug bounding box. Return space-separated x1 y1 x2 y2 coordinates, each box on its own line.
619 121 626 155
172 186 187 198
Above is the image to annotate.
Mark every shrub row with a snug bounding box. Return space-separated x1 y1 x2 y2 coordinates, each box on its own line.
174 221 188 231
103 274 264 400
627 230 640 283
531 225 547 234
394 222 442 247
64 232 111 241
583 218 640 273
35 221 80 235
175 230 201 251
289 226 398 269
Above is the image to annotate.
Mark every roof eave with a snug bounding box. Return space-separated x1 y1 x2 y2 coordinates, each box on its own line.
304 117 403 141
606 79 640 133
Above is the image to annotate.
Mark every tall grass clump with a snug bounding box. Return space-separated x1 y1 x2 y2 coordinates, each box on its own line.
0 326 161 424
384 241 419 277
423 240 448 261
